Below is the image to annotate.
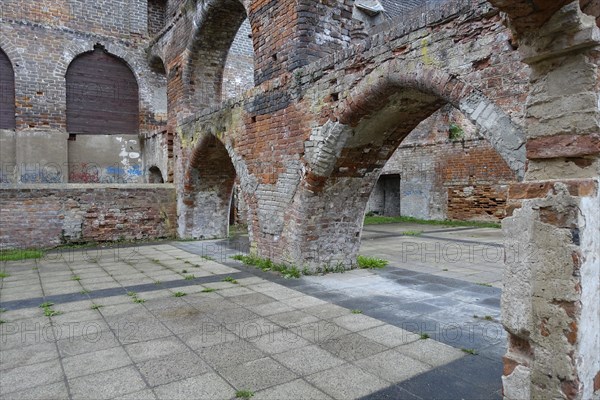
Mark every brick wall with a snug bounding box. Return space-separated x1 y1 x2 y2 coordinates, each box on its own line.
0 185 177 249
0 0 168 184
223 19 254 99
148 0 167 36
369 106 517 221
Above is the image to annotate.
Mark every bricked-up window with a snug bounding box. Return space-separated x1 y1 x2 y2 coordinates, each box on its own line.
0 48 16 130
66 45 139 135
223 19 255 100
148 0 167 36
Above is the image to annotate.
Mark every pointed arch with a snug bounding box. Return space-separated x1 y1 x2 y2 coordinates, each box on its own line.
66 44 140 135
334 62 526 181
183 0 251 110
0 47 16 130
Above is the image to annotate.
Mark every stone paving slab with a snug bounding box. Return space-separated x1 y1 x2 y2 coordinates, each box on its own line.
0 237 505 399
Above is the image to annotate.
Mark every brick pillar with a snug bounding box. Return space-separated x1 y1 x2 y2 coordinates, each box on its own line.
249 0 353 84
501 3 600 399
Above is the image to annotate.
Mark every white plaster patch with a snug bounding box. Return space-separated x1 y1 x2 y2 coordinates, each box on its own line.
502 365 531 400
577 189 600 400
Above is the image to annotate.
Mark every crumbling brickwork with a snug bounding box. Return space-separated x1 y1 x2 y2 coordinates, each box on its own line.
367 106 517 221
0 185 177 249
0 0 168 184
1 1 599 398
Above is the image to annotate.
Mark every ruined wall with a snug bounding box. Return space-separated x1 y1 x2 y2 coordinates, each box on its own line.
366 106 517 221
223 19 254 99
0 0 167 183
0 185 177 249
173 0 530 270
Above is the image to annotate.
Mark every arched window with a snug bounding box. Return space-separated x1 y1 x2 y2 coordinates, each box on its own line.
148 166 164 183
66 44 139 135
0 48 16 130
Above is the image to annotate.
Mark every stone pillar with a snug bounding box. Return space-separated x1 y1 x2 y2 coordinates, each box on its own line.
501 3 600 399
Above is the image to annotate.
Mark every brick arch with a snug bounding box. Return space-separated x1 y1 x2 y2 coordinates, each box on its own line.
55 42 155 109
334 61 526 180
66 45 140 135
282 62 526 269
179 132 238 239
182 0 250 111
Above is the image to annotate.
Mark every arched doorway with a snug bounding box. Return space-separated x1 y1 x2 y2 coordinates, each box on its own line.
66 44 141 183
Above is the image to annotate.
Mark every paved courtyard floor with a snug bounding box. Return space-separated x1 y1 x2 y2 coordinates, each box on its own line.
0 223 505 399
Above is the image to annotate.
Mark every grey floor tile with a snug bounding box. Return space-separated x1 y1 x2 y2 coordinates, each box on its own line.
0 381 69 400
267 310 319 328
254 378 333 400
303 303 351 320
357 324 421 348
247 301 297 317
113 389 158 400
305 364 389 400
178 326 240 349
69 365 147 400
331 313 385 332
296 321 350 344
219 357 298 392
273 344 345 376
153 372 236 400
62 346 132 378
125 336 188 363
56 327 119 357
209 307 262 325
0 307 42 321
355 349 432 383
0 359 64 394
280 295 328 309
137 351 210 387
230 292 277 307
0 340 59 370
252 329 310 354
195 339 265 369
320 333 388 362
110 317 172 344
395 339 464 367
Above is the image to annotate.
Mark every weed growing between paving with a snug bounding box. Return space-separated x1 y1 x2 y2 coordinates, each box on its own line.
364 215 500 229
357 255 388 269
231 254 301 279
39 302 62 317
236 390 254 399
0 249 44 261
222 276 238 284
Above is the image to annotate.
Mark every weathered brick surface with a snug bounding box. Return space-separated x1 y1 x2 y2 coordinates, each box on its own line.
0 0 168 184
168 0 530 268
1 1 599 398
0 185 177 249
369 106 517 221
